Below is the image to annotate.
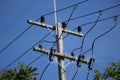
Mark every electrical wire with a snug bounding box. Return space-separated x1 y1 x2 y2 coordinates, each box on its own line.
1 3 119 55
70 15 118 80
0 1 119 79
0 25 32 54
85 16 118 80
39 62 50 80
83 16 118 55
39 4 78 48
64 4 120 22
66 4 78 26
27 54 44 67
0 3 81 72
43 0 88 16
71 67 79 80
0 0 40 35
0 32 52 72
63 14 120 39
0 18 40 55
80 12 102 53
86 69 90 80
70 12 102 55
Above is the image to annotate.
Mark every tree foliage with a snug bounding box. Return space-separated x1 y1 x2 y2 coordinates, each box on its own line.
0 63 38 80
94 61 120 80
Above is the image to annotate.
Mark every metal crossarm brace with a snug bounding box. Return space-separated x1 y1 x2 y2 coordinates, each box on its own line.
27 20 83 37
33 47 89 64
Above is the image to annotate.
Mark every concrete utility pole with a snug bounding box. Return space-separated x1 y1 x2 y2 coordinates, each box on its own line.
27 20 91 80
56 23 66 80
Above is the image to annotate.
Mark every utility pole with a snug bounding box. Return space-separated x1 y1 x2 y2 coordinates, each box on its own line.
56 23 66 80
27 20 91 80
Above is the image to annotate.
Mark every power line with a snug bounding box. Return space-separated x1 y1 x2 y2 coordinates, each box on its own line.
43 0 88 16
80 14 120 26
39 62 50 80
0 0 88 54
69 15 118 80
39 4 78 48
0 31 52 72
83 16 118 55
0 18 40 55
63 14 120 39
84 16 118 80
71 67 79 80
0 0 40 35
0 25 32 54
86 69 90 80
27 54 44 66
50 14 119 51
80 12 102 53
1 2 119 54
25 5 80 77
70 12 102 54
66 4 78 26
64 4 120 22
5 3 81 74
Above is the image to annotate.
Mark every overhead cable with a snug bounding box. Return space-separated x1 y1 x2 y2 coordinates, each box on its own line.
70 12 102 55
71 67 79 80
0 0 40 35
0 31 52 72
83 16 118 55
86 69 90 80
43 0 88 16
0 18 40 55
39 4 78 48
64 4 120 22
39 62 50 80
27 54 44 67
80 11 102 53
63 14 120 39
84 16 118 80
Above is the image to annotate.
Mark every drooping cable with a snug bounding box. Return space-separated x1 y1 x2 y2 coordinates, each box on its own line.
85 16 118 80
80 11 102 53
70 12 102 55
0 18 40 55
71 67 79 80
83 16 118 55
86 69 90 80
0 0 40 35
39 62 50 80
0 31 52 72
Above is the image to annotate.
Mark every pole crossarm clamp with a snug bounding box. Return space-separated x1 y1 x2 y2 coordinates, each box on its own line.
33 47 89 64
27 20 83 37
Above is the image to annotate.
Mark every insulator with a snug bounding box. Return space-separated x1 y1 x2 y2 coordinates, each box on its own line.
88 58 94 70
40 16 45 23
39 44 42 48
77 55 81 67
62 22 66 29
114 15 117 21
78 26 82 32
71 52 74 56
49 48 54 61
81 55 85 59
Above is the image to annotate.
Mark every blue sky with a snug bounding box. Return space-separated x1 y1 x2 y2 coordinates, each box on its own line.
0 0 120 80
